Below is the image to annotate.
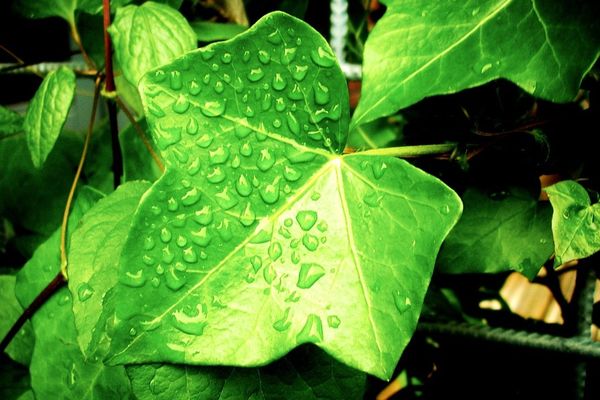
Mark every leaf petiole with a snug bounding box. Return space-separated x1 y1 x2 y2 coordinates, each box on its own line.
355 143 457 158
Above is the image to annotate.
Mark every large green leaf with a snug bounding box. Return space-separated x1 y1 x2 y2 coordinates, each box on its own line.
0 276 34 366
545 180 600 266
0 106 23 137
14 190 133 400
351 0 600 128
109 1 197 86
23 67 76 169
105 12 461 379
14 0 132 23
68 181 150 356
127 346 365 399
120 120 163 183
437 186 553 279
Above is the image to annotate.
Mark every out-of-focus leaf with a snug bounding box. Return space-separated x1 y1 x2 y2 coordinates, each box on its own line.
191 21 247 42
0 276 34 366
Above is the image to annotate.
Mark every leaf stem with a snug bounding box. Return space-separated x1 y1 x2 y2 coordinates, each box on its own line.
0 273 65 354
356 143 457 158
115 96 165 172
103 0 116 93
59 76 101 280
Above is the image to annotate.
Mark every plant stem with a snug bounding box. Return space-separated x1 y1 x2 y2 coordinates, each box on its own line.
59 76 101 280
69 23 94 70
356 143 457 158
103 0 123 188
0 273 65 353
115 96 165 172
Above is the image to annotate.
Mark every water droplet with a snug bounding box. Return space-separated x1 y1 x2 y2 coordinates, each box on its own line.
183 247 198 263
562 210 570 219
284 218 293 227
262 93 272 111
472 6 480 15
263 264 277 284
129 327 137 336
153 69 166 82
215 187 238 210
197 133 214 148
302 234 319 251
155 123 181 150
371 161 387 179
481 63 493 73
211 63 219 72
242 50 250 62
275 97 286 112
162 246 175 264
236 174 252 197
290 239 300 248
191 227 211 247
311 192 321 201
311 104 341 123
144 236 156 250
273 308 292 332
247 67 265 82
120 269 146 288
364 192 382 208
317 220 328 232
216 218 233 242
167 197 179 212
291 251 300 264
193 206 213 225
207 167 226 184
269 241 283 261
181 188 201 206
244 105 255 117
258 50 271 64
281 47 297 65
143 255 156 265
278 225 292 239
188 79 201 95
250 256 262 272
297 263 325 289
287 83 303 100
200 48 215 61
221 52 232 63
160 227 172 243
156 265 165 275
257 148 275 171
240 141 253 157
310 46 335 68
201 100 226 117
313 81 330 105
186 118 199 135
172 94 190 114
267 30 282 44
172 304 207 335
296 314 323 343
187 158 201 176
296 210 317 231
234 119 252 139
285 145 317 164
292 64 308 81
150 205 161 216
259 178 280 204
240 203 256 227
283 113 300 136
214 80 224 94
272 73 286 91
440 204 450 215
175 235 187 248
393 291 412 313
272 118 282 128
169 70 183 90
327 315 341 328
77 283 94 302
209 146 230 165
165 264 186 291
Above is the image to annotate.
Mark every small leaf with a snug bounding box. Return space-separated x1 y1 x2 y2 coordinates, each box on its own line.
352 0 600 128
191 21 247 42
23 67 76 169
14 0 78 24
106 12 461 379
0 106 24 137
545 180 600 266
127 346 366 399
68 181 150 356
438 186 553 279
0 275 34 366
109 1 197 86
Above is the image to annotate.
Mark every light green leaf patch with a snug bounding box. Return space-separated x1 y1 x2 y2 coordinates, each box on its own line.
545 180 600 266
24 67 76 169
0 276 34 366
0 106 23 137
437 186 553 279
109 1 197 86
191 21 247 42
105 12 461 379
127 346 365 399
351 0 600 128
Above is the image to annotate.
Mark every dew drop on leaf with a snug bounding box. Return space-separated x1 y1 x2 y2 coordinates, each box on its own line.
258 50 271 64
327 315 341 329
371 161 388 179
256 148 275 171
273 308 292 332
268 241 283 261
183 247 198 263
292 64 308 81
209 145 230 165
193 205 213 225
263 264 277 284
172 94 190 114
393 291 412 314
207 166 227 184
181 187 201 206
296 210 318 231
272 73 287 91
250 256 263 272
313 81 330 105
160 227 172 243
297 263 325 289
188 79 201 95
221 52 232 64
165 265 186 291
297 314 324 343
302 234 319 251
259 179 280 204
240 203 256 227
247 67 265 82
286 112 300 135
310 46 335 68
172 304 207 335
235 174 252 197
191 227 211 247
169 70 183 90
197 133 214 148
281 47 297 65
200 100 226 117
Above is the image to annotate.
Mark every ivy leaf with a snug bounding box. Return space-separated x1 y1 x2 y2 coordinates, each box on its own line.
191 21 247 42
351 0 600 128
0 106 23 137
127 346 365 399
14 189 133 400
437 186 553 279
545 180 600 266
68 181 150 356
0 276 34 366
109 1 197 86
106 12 461 379
23 67 76 169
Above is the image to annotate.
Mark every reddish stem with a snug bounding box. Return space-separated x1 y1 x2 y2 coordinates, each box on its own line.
103 0 115 92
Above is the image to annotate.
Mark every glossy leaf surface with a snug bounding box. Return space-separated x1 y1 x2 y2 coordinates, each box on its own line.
0 106 23 137
23 67 76 169
127 346 365 399
106 12 461 379
0 276 34 366
545 180 600 266
437 186 553 279
352 0 600 128
109 1 197 86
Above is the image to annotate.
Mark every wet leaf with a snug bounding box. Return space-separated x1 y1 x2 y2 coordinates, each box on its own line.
545 180 600 266
109 1 197 86
23 67 76 169
0 276 34 366
438 186 553 279
106 11 461 380
352 0 600 128
127 346 365 399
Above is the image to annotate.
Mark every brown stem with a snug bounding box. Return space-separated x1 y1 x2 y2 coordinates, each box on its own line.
103 0 116 93
0 273 65 353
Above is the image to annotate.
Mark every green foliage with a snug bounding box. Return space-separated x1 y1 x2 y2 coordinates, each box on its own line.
351 0 600 128
109 1 197 86
545 180 600 266
0 106 23 137
0 276 34 366
23 67 76 169
191 21 247 42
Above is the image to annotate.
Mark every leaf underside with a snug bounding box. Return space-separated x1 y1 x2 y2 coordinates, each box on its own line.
105 11 461 380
